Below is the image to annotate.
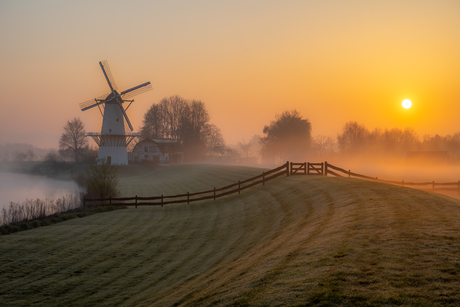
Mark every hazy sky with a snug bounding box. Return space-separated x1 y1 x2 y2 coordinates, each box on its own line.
1 0 459 149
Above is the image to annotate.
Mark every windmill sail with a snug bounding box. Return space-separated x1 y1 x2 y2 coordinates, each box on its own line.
79 93 111 111
114 96 134 131
99 60 118 92
120 82 152 99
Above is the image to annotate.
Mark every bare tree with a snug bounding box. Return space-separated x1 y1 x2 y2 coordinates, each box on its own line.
204 124 226 157
59 118 87 163
141 96 224 161
312 135 335 157
238 139 252 158
337 121 369 154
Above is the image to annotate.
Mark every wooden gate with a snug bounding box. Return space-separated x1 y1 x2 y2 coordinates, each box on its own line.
307 162 323 175
290 162 306 175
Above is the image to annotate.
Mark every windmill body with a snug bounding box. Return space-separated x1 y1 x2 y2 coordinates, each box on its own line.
80 61 152 165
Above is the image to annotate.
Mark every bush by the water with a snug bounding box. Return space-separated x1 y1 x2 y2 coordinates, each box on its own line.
77 158 119 200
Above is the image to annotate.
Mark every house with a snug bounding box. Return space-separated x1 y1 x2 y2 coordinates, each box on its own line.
129 138 184 165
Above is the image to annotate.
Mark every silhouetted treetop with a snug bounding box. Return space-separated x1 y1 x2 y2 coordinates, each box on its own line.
140 95 225 162
261 110 311 164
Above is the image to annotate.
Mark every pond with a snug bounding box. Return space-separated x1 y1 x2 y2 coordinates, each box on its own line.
0 171 81 211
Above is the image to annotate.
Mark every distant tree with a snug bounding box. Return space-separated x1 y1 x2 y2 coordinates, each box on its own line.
26 149 35 161
80 145 98 164
59 118 87 163
141 96 225 161
42 151 66 176
260 110 312 164
312 135 335 157
337 121 369 154
379 128 418 154
14 152 27 162
238 139 252 158
224 147 241 161
204 124 226 157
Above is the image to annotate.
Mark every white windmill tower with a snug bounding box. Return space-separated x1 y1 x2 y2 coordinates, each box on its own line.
79 61 152 165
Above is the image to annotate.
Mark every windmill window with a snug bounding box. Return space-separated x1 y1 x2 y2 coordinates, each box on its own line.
116 118 119 122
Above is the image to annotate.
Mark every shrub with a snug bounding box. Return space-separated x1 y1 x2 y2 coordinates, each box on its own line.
85 158 119 199
19 223 30 231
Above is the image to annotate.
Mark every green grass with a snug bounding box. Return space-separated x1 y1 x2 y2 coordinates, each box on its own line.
1 164 460 306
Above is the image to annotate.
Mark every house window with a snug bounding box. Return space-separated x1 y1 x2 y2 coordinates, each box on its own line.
149 146 156 152
144 146 148 152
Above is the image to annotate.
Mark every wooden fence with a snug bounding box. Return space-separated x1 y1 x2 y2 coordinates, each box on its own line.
84 160 460 207
84 162 290 207
323 161 460 193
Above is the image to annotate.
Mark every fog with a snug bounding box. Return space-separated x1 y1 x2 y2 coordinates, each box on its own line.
0 171 81 211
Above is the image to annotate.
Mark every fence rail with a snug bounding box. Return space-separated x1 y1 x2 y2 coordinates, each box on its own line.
84 160 460 207
323 161 460 192
84 161 290 207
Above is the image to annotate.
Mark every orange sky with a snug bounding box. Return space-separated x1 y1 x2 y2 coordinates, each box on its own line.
1 1 459 149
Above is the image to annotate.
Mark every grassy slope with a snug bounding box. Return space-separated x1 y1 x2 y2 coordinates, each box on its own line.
1 165 460 306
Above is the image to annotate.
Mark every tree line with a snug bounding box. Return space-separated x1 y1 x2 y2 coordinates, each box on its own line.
52 98 460 166
335 121 460 163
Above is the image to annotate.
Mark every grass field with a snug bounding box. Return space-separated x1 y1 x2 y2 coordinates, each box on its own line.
1 164 460 306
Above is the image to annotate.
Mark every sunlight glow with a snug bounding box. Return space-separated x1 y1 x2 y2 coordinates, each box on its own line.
402 99 412 109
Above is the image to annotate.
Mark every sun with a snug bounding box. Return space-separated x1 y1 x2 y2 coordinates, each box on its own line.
402 99 412 109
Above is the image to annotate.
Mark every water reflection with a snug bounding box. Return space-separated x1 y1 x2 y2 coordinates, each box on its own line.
0 171 81 210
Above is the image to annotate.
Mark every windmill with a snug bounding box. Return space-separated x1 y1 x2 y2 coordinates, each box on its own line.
79 60 152 165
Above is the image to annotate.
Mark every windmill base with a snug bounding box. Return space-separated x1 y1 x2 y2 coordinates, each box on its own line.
97 146 128 165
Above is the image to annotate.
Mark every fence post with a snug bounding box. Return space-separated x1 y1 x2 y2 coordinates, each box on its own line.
187 192 190 204
263 172 265 186
135 195 137 209
290 162 293 175
402 180 404 187
286 161 290 177
348 170 350 178
324 161 328 176
214 187 216 200
303 162 307 175
307 162 310 175
238 180 241 194
161 194 163 207
432 181 435 190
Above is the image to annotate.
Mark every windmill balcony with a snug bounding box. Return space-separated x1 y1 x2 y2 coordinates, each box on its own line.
86 132 140 137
